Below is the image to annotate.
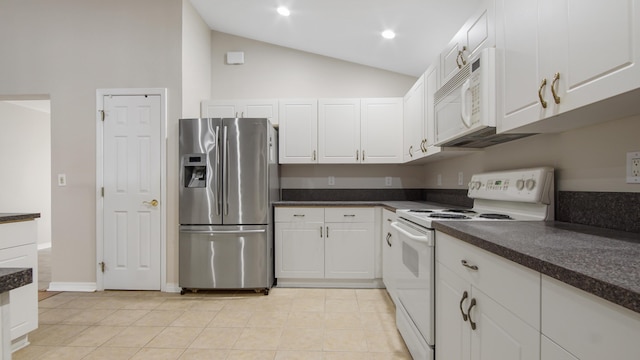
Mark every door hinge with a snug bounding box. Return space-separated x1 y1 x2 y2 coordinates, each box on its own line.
99 110 105 121
99 261 105 273
101 187 104 197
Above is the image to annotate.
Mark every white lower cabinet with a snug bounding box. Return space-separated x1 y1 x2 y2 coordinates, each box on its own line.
541 275 640 360
381 209 397 302
0 220 38 350
435 231 540 360
275 207 376 286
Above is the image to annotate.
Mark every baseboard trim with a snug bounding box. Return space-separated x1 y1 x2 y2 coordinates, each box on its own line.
164 283 181 293
47 282 96 292
275 278 384 288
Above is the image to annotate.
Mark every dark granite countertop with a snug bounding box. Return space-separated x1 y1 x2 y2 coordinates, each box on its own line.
0 268 32 293
0 213 41 224
274 201 453 212
433 221 640 314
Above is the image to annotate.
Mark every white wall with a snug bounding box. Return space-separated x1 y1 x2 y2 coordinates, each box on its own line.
0 101 51 247
210 31 416 98
182 0 212 118
0 0 183 285
423 114 640 192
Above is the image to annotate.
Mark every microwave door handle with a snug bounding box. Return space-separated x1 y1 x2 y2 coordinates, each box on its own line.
460 78 472 128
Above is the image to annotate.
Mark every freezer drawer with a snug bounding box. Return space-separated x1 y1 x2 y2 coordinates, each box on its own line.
179 225 273 290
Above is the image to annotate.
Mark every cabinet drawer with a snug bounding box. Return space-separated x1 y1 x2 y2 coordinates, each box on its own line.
0 220 37 249
541 275 640 360
275 207 324 223
436 231 540 329
324 207 374 223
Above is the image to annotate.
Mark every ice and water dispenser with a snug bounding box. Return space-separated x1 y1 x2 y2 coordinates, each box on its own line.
183 154 207 188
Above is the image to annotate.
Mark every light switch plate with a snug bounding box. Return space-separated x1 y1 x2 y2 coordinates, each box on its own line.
57 174 67 186
328 176 335 186
385 177 392 187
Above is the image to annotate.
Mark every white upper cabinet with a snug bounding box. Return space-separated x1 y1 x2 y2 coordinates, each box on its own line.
360 98 403 163
403 75 425 161
318 99 361 163
498 0 640 134
440 0 496 84
278 99 318 164
423 65 439 149
201 99 279 125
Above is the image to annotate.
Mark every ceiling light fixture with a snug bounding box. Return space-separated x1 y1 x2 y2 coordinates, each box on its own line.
382 30 396 39
277 6 290 16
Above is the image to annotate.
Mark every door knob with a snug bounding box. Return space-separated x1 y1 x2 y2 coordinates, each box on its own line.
143 199 159 207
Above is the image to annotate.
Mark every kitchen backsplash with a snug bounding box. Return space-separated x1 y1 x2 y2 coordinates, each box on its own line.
557 191 640 234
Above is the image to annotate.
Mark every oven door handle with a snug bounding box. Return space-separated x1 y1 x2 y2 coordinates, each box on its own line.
390 222 432 244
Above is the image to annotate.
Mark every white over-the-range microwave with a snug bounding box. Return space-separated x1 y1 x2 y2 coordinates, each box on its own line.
434 48 532 148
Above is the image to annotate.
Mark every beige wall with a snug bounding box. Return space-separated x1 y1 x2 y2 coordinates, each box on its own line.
210 31 417 98
423 114 640 192
0 0 183 285
0 101 52 247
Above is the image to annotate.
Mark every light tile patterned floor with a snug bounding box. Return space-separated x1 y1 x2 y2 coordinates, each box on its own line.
16 288 411 360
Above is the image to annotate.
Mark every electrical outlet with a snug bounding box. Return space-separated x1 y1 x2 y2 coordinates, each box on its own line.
627 152 640 184
57 174 67 186
328 176 335 186
458 172 464 186
385 176 392 187
437 174 442 186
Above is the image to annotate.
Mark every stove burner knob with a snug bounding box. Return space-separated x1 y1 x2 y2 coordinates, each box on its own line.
525 179 536 190
516 179 525 190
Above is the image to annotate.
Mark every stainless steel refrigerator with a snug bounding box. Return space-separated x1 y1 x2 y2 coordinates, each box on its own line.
178 118 279 294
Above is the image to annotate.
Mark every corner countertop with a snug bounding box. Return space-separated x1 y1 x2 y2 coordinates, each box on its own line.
433 221 640 314
0 268 32 293
0 213 41 224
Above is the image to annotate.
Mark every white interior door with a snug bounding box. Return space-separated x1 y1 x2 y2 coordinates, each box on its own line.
103 94 161 290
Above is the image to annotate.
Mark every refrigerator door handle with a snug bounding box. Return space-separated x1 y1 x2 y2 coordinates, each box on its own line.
180 229 266 235
223 125 229 216
214 125 221 216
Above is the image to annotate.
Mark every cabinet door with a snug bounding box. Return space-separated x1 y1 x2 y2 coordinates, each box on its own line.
424 65 439 148
541 0 639 115
381 209 397 300
278 99 318 164
324 222 374 279
541 336 579 360
201 100 238 118
470 289 540 360
318 99 361 163
403 75 425 161
275 222 324 278
496 0 546 133
360 98 403 163
243 99 279 126
0 244 38 340
435 263 471 360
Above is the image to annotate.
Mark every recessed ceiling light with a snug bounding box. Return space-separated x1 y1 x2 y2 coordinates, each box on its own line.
382 30 396 39
277 6 290 16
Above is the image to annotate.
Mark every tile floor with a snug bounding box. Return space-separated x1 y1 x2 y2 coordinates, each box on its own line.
17 287 411 360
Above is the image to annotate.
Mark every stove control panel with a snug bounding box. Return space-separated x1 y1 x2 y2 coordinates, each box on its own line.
468 167 554 204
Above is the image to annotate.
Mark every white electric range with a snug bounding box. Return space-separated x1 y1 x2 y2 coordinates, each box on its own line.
390 167 555 360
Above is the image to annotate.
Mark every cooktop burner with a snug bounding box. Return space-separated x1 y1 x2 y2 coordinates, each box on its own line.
479 213 514 220
429 213 470 219
443 209 477 214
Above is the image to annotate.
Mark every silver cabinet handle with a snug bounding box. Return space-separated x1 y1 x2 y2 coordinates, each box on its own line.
461 259 478 271
356 150 359 160
362 150 365 161
320 226 323 238
386 232 392 246
312 150 316 161
409 145 413 157
343 214 356 217
293 214 305 217
326 226 329 238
